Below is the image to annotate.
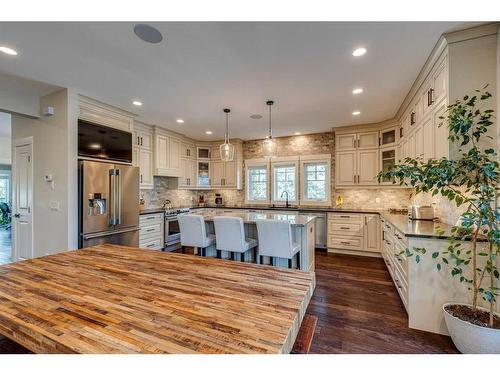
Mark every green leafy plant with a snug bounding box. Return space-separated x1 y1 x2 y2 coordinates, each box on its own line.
378 87 499 327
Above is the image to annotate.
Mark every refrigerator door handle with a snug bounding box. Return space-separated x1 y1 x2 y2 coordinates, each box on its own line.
83 227 138 240
116 169 122 225
109 169 118 225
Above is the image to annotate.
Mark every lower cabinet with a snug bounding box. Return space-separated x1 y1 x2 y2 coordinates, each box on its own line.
327 212 380 255
139 213 164 251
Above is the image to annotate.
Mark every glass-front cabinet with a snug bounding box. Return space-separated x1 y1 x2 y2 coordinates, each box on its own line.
380 127 397 147
197 161 211 187
197 147 210 159
379 147 397 184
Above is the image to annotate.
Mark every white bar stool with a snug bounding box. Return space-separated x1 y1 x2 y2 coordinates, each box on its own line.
178 214 215 256
213 216 258 262
255 219 301 269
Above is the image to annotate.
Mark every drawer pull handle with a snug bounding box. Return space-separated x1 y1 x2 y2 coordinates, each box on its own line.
340 226 350 230
340 241 351 245
339 215 351 218
146 244 156 248
146 228 156 232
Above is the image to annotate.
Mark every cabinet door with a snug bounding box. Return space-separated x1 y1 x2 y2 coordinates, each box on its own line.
422 115 434 161
358 131 379 149
224 160 238 187
421 80 433 118
211 146 221 160
139 149 154 189
179 158 188 187
155 135 169 171
133 130 140 147
357 149 379 185
414 126 424 159
169 138 180 170
132 146 139 167
139 130 153 150
364 214 380 252
434 100 449 159
188 159 197 187
197 161 210 187
380 127 397 147
433 58 448 105
414 96 423 125
336 134 356 151
335 151 356 186
210 160 225 187
407 133 416 159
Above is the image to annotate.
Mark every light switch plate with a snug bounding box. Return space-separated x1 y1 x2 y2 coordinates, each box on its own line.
49 201 60 211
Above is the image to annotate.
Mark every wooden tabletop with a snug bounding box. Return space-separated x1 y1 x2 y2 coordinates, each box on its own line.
0 245 315 353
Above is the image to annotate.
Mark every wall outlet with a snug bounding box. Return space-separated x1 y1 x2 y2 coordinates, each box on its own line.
49 201 60 211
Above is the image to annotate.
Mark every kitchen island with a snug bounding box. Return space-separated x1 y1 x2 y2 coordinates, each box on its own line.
0 244 315 354
190 208 316 272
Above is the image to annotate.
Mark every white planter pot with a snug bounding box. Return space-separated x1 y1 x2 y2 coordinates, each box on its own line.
443 303 500 354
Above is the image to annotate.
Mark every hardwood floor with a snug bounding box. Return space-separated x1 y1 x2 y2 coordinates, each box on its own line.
0 227 12 265
0 249 458 354
307 250 458 353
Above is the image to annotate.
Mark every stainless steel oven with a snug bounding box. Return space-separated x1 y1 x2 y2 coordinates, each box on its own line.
164 208 190 249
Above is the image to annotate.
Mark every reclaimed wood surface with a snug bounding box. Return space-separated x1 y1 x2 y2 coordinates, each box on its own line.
0 244 315 354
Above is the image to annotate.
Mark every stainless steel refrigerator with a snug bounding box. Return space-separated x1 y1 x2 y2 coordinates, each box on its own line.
78 160 139 248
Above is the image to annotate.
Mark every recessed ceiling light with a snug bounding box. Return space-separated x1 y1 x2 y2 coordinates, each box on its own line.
352 111 361 116
88 143 101 150
352 88 364 94
132 101 142 106
176 119 184 123
250 114 263 120
205 131 213 135
0 46 18 56
134 24 163 44
352 47 367 57
294 132 301 135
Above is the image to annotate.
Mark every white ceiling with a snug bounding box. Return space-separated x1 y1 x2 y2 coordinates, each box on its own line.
0 112 11 137
0 22 473 140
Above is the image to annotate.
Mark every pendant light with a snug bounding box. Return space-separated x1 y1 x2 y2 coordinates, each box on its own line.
219 108 235 161
263 100 277 158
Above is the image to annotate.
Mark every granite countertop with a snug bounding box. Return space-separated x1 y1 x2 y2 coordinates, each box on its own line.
194 205 381 214
140 208 166 215
380 212 454 240
194 209 316 226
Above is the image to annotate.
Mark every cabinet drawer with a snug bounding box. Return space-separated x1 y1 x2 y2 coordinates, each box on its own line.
140 213 164 225
139 223 162 239
393 265 409 310
139 238 163 251
327 235 363 250
328 213 363 224
328 221 363 235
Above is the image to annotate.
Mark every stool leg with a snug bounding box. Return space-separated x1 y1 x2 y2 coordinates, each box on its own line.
181 246 186 254
216 250 221 259
253 248 258 264
240 252 245 262
296 253 301 270
259 255 263 265
231 252 235 261
288 258 292 269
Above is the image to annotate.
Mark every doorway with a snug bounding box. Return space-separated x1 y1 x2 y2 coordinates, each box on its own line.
0 112 12 264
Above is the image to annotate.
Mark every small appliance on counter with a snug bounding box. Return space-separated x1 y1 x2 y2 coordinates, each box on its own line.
215 193 223 206
408 205 435 221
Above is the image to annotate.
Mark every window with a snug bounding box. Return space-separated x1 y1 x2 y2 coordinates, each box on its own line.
273 164 297 202
245 159 270 203
300 155 331 206
0 173 10 203
248 166 268 201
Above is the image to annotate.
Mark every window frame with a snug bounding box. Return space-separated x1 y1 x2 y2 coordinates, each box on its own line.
299 154 331 206
271 156 299 206
244 158 270 205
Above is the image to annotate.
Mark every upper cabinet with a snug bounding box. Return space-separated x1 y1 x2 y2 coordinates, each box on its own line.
132 122 154 189
380 127 398 147
153 128 181 177
78 95 135 133
336 131 378 151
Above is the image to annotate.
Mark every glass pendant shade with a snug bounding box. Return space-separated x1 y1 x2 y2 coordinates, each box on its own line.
220 142 235 161
262 136 277 158
263 100 277 158
220 108 234 161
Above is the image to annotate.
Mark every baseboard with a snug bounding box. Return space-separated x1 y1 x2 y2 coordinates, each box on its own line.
327 248 382 258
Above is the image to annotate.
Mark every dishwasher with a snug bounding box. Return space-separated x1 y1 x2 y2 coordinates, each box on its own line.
299 211 327 249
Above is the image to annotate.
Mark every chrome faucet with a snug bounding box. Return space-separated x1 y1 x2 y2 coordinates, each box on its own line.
281 191 290 208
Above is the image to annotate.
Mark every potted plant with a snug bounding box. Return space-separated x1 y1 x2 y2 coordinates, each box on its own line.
378 87 499 353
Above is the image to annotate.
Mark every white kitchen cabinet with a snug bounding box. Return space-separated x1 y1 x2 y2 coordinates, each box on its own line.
380 127 398 147
422 114 434 161
132 123 154 189
336 133 357 151
154 131 181 177
414 125 424 158
197 161 211 188
179 158 197 188
364 214 380 253
379 147 397 184
434 99 449 159
357 149 379 185
327 212 380 255
224 160 238 187
210 159 239 188
139 213 164 251
335 151 356 185
181 143 196 159
210 160 225 187
358 131 379 149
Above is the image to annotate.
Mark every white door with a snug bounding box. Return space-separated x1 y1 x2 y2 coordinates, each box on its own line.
13 141 33 261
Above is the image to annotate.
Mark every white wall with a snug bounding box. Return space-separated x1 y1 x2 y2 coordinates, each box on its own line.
11 88 78 257
0 137 11 165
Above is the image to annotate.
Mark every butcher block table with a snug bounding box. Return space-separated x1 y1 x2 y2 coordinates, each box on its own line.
0 244 315 354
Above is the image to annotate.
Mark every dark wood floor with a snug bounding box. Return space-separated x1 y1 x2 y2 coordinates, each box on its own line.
0 249 457 354
307 250 457 353
0 227 12 265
